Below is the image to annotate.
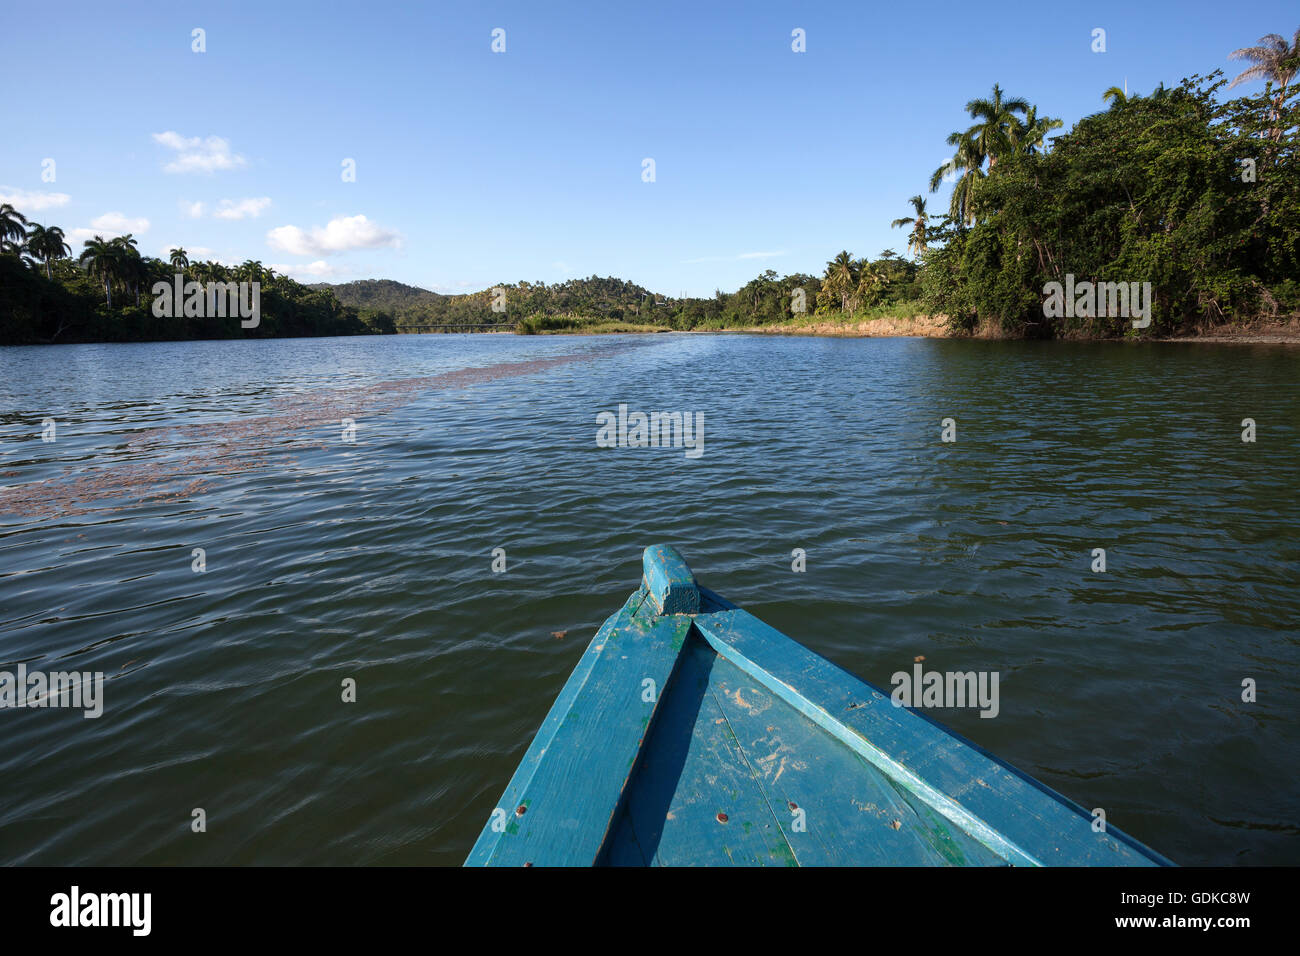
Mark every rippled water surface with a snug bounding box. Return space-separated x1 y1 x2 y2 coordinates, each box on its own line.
0 333 1296 865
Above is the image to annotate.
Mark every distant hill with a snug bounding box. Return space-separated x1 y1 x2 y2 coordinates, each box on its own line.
309 279 446 313
311 275 673 328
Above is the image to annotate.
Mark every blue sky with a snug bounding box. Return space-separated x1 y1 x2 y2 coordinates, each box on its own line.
3 0 1294 296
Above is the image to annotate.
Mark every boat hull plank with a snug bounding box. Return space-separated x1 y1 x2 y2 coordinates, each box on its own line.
705 653 1007 865
692 607 1166 865
464 588 694 866
601 632 798 866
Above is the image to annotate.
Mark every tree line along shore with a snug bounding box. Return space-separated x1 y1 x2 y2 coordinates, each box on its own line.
2 29 1296 346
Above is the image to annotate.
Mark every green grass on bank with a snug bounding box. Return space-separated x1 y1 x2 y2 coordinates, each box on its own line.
760 299 930 330
516 314 665 334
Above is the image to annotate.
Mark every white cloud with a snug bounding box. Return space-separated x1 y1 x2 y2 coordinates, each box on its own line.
0 187 71 212
63 212 150 248
90 211 150 234
266 214 401 256
270 260 340 279
181 200 205 218
683 251 786 264
152 131 247 173
213 197 271 220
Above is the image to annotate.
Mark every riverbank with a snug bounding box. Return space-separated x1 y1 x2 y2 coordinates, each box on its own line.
1151 317 1300 344
731 313 950 338
514 306 1300 341
709 313 1300 343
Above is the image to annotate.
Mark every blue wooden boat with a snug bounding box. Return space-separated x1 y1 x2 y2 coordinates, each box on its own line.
466 546 1171 866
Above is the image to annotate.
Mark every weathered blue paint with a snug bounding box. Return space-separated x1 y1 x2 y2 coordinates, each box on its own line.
464 587 693 866
641 543 699 615
467 547 1173 867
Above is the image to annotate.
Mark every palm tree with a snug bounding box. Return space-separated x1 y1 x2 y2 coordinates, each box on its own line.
112 235 144 306
122 251 147 306
169 247 190 272
0 204 28 250
1102 86 1128 110
24 223 71 278
823 251 857 313
1011 106 1063 156
1228 29 1300 142
890 195 931 258
963 83 1030 169
236 259 264 284
1229 30 1300 90
928 87 1052 224
929 132 986 225
79 236 120 307
751 269 778 311
855 260 885 306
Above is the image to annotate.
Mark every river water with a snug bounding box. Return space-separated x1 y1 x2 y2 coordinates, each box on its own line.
0 333 1295 865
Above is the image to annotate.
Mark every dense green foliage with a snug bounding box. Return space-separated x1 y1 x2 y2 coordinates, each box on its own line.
311 278 446 314
516 314 662 335
919 63 1299 336
316 276 667 331
0 216 393 344
654 251 919 329
407 276 659 329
